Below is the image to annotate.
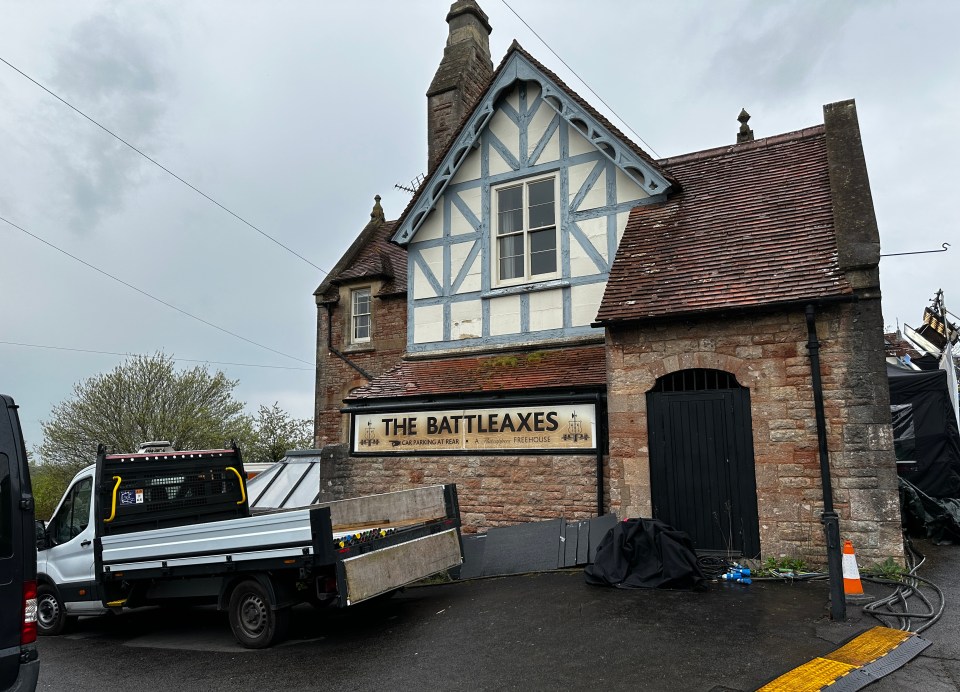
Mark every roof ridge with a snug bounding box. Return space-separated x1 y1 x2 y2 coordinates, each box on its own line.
658 125 826 166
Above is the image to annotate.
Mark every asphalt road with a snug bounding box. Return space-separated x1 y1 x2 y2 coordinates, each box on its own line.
35 537 960 691
36 571 867 692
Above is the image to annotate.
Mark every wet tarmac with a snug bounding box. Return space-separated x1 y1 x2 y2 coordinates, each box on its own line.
36 538 959 691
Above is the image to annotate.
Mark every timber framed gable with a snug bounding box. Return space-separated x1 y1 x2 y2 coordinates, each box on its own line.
395 47 675 353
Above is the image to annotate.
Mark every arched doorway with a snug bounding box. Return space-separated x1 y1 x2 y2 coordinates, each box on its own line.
646 368 760 557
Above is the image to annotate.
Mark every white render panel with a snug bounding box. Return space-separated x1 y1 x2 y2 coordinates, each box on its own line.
536 123 560 165
451 299 483 340
570 216 608 277
526 81 541 103
568 162 598 209
414 304 444 344
450 240 481 293
616 167 648 203
420 245 444 292
415 197 444 241
529 289 564 331
489 294 522 336
488 140 513 176
412 262 438 300
454 187 482 234
527 97 558 164
450 201 472 236
581 168 607 211
489 109 520 162
570 282 607 327
451 146 482 185
568 123 595 157
505 84 521 112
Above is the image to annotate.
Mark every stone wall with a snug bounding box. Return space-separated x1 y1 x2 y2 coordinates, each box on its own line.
314 284 407 447
316 445 600 533
605 299 903 565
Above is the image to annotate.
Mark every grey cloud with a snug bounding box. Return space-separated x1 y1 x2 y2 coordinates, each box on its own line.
701 0 857 98
48 9 174 232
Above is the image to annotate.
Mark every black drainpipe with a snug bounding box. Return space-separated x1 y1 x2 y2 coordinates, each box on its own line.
595 392 604 516
326 303 373 381
805 304 846 621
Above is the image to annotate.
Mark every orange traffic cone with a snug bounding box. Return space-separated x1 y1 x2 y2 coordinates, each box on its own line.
842 540 871 603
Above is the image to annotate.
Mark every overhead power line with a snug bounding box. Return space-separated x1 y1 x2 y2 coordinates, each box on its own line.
0 340 314 371
0 214 314 366
499 0 661 159
0 55 327 274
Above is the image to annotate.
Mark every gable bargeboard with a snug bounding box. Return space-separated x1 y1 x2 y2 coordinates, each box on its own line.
396 51 671 353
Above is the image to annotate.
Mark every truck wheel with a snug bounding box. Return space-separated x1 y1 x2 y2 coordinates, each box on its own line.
228 579 290 649
37 584 73 636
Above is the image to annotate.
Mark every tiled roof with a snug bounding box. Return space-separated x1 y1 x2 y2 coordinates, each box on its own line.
596 126 854 324
314 217 406 301
392 41 677 242
346 345 607 400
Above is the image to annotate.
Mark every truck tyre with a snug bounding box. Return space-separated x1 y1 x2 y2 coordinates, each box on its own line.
228 579 290 649
37 584 74 636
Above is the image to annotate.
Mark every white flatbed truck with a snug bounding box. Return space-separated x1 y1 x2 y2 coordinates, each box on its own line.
36 446 462 648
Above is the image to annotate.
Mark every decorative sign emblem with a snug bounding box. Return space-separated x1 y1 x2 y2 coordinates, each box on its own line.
352 403 597 454
561 411 590 443
358 421 381 447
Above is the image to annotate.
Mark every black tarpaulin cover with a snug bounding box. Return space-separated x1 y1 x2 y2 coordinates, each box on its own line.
888 363 960 498
584 518 706 590
900 477 960 544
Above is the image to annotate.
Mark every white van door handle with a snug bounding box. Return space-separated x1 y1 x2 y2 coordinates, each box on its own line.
81 539 92 547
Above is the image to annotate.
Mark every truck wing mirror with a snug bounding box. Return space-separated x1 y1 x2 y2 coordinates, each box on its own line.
35 519 49 550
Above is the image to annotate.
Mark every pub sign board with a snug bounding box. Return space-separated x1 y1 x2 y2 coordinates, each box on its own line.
351 404 597 454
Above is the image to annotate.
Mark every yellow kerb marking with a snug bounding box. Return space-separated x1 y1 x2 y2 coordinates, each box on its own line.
757 657 855 691
756 626 914 691
828 626 912 666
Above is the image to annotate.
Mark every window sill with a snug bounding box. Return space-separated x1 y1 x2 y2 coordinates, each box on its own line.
342 343 375 354
483 278 568 298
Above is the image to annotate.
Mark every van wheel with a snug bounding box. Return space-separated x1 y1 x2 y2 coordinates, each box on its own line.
228 579 289 649
37 584 73 636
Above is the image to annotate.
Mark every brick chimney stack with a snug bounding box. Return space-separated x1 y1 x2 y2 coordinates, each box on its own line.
427 0 493 170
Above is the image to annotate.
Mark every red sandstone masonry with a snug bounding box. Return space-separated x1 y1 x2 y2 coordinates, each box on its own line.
314 286 407 447
605 300 902 566
317 452 599 533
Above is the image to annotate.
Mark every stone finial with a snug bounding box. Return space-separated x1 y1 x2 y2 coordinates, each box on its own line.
370 195 385 223
737 108 754 143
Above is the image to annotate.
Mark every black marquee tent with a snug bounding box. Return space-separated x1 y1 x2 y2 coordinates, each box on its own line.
888 363 960 498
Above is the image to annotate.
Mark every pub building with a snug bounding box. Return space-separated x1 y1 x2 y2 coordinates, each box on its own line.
312 1 903 565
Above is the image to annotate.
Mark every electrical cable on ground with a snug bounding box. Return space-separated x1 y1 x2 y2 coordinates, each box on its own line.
0 214 313 366
0 55 327 274
739 533 946 635
859 535 946 634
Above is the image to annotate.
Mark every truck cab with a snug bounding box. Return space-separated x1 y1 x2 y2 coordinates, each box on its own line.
36 465 104 634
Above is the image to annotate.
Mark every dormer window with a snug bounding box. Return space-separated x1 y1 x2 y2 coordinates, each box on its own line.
494 176 558 284
351 288 372 343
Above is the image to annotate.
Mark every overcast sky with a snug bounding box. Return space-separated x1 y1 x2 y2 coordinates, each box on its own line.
1 0 957 452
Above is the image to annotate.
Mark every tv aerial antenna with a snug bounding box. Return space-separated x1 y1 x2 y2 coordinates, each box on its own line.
395 173 425 195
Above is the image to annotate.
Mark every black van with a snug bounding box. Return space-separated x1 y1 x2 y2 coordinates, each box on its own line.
0 395 39 691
